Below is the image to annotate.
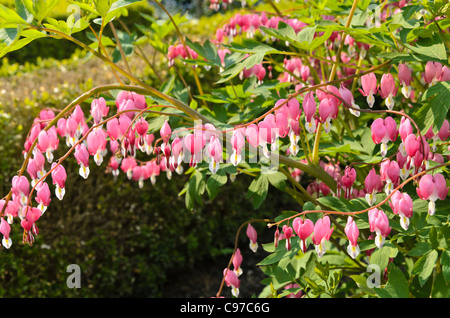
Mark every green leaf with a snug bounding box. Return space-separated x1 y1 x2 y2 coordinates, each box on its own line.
15 0 33 24
369 246 391 270
108 0 142 12
266 172 287 191
389 11 420 30
218 53 264 84
101 0 143 25
442 250 450 284
246 174 269 209
185 170 205 210
402 32 447 63
0 28 46 58
68 1 99 16
350 275 377 295
407 242 432 257
314 261 329 282
258 246 290 266
228 38 279 55
432 271 450 298
316 196 351 212
429 226 439 249
206 170 227 200
412 250 438 286
186 38 222 67
260 21 297 44
146 115 166 134
0 3 28 26
375 264 409 298
0 28 19 46
414 81 450 133
33 0 60 24
309 27 333 51
296 26 316 46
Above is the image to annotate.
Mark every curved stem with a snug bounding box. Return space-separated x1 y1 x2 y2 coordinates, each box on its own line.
153 0 205 102
216 218 273 298
268 161 450 228
0 84 179 216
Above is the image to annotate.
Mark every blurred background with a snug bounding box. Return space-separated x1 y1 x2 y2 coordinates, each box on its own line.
0 0 296 297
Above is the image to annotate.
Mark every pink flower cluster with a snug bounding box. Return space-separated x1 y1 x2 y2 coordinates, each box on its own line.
215 12 307 43
3 91 161 246
167 44 199 68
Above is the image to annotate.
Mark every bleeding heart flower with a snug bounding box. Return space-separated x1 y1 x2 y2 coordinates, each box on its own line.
233 248 243 277
389 191 413 230
341 166 356 199
368 208 391 249
282 225 294 251
207 135 223 174
246 223 258 253
74 144 90 179
0 217 12 248
339 84 360 117
35 181 51 213
398 63 412 98
371 117 398 157
312 216 334 258
380 159 400 195
424 61 442 85
379 73 397 110
365 168 383 206
292 217 314 253
223 268 240 297
359 73 378 108
344 216 360 259
416 173 448 215
302 91 317 133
